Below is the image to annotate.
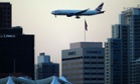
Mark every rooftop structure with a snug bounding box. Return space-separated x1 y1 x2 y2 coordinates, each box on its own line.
0 76 71 84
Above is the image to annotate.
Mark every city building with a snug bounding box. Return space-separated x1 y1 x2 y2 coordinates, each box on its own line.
105 38 122 84
62 42 105 84
105 6 140 84
133 58 140 84
0 2 35 79
105 24 129 84
0 2 11 29
0 27 35 79
120 7 140 84
35 53 59 79
38 52 50 64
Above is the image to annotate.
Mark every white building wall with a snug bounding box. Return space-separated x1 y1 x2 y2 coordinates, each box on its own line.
70 42 102 49
62 42 105 84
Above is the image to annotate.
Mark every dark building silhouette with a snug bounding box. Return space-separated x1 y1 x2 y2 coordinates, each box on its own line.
0 2 11 29
0 27 35 79
0 2 34 79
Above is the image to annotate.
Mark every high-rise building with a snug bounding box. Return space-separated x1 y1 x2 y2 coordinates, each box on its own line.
35 53 59 79
105 6 140 84
0 27 34 79
133 58 140 84
120 7 140 84
0 2 11 29
0 2 34 79
62 42 105 84
105 38 122 84
105 25 129 84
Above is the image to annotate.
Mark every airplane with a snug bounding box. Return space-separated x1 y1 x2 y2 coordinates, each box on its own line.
51 2 105 19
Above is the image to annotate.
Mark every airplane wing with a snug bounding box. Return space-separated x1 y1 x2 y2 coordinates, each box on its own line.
67 8 89 17
75 8 89 15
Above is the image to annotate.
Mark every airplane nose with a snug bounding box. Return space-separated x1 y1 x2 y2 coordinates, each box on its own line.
51 11 55 14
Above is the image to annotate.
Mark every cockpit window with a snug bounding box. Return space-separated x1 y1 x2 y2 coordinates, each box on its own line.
55 10 60 13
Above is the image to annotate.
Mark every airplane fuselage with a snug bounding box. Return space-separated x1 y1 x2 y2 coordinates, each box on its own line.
52 10 104 16
52 10 101 15
51 2 104 19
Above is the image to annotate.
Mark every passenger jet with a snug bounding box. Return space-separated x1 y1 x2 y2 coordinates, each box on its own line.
51 2 104 19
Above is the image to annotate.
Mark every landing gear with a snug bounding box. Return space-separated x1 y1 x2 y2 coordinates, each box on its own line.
54 15 57 18
75 16 80 19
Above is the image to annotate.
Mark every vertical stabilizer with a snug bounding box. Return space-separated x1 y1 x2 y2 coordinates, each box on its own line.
95 2 104 11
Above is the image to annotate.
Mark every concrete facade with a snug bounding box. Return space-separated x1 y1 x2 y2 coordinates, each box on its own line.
62 42 105 84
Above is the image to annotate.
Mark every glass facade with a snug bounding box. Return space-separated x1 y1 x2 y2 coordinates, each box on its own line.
105 7 140 84
36 63 59 79
105 39 122 84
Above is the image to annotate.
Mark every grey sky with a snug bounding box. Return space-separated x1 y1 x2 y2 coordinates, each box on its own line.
1 0 140 64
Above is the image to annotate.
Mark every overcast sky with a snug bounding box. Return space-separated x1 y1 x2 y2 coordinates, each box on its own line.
1 0 140 64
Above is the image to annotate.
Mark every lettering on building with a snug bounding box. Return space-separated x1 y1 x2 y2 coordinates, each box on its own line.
0 34 16 38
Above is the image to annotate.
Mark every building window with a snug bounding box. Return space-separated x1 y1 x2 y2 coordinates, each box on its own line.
87 51 101 54
68 51 76 56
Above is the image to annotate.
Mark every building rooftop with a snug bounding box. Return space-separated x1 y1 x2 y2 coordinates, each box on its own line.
70 42 102 49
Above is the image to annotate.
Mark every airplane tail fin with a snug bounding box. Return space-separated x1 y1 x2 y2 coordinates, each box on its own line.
95 2 104 11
